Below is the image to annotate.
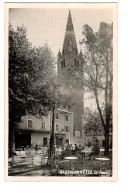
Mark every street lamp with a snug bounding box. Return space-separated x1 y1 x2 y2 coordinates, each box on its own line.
49 84 56 159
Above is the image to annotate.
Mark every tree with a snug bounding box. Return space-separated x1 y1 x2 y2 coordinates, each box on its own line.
9 24 55 157
80 22 113 156
83 110 103 143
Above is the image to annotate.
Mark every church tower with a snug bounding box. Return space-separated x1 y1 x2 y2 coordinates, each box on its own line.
57 11 84 145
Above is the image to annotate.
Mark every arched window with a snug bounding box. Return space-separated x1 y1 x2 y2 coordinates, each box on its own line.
61 61 63 68
61 59 65 69
63 59 65 67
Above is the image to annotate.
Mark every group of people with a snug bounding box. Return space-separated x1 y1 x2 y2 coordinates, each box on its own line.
63 143 84 156
66 139 100 160
27 138 100 160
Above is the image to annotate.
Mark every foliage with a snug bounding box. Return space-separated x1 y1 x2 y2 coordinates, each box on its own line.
81 22 113 155
83 111 102 136
9 24 56 124
9 24 56 156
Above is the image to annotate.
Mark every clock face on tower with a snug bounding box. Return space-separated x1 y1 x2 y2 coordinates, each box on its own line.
68 45 72 52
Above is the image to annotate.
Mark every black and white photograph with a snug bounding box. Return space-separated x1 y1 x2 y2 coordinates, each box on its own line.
5 3 117 181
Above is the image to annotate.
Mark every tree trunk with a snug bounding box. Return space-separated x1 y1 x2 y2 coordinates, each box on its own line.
9 122 16 159
104 126 109 156
94 89 110 156
104 61 110 156
93 131 95 143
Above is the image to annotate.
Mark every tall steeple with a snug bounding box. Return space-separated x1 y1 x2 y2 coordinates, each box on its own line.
66 10 74 31
57 10 84 145
62 10 78 54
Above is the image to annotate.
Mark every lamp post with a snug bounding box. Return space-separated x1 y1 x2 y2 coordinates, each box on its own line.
49 104 55 158
49 85 56 159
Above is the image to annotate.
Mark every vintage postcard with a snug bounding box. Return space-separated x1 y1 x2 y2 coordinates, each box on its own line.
5 3 117 181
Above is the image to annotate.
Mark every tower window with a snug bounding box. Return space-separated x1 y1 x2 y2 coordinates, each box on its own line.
75 59 76 66
75 59 79 67
61 59 65 68
63 59 65 67
61 61 63 68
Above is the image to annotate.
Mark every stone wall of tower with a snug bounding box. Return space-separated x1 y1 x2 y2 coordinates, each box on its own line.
57 51 84 138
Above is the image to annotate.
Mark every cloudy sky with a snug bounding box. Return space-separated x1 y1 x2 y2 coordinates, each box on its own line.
9 6 113 109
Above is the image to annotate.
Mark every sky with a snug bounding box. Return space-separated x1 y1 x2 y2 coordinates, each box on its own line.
9 7 113 109
9 8 113 57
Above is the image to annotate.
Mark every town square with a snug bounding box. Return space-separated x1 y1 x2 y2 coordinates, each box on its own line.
7 3 115 178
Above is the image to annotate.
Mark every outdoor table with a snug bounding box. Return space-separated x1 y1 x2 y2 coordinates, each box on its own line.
95 157 110 161
100 149 112 152
64 156 78 170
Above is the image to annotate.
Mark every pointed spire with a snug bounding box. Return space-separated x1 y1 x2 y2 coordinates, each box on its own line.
58 48 61 57
66 10 74 31
62 10 78 54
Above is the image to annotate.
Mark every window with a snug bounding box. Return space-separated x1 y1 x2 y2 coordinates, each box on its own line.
63 59 65 67
75 131 80 137
27 120 33 128
75 59 79 67
65 115 68 121
56 124 59 131
75 59 76 66
65 126 69 132
56 113 59 119
41 121 45 129
66 139 69 144
61 61 63 68
61 59 65 69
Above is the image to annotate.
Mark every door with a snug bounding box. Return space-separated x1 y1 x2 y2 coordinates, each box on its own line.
43 137 48 146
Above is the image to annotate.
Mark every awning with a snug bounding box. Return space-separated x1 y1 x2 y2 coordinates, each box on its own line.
55 132 66 135
16 129 50 134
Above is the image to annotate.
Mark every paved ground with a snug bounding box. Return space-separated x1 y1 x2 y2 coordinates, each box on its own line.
8 152 112 177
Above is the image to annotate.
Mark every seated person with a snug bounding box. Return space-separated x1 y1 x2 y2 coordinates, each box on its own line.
87 142 100 160
74 144 79 155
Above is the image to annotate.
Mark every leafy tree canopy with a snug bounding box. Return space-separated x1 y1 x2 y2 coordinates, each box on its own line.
9 24 56 126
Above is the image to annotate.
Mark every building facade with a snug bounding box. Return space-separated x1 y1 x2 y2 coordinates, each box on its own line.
16 109 74 150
